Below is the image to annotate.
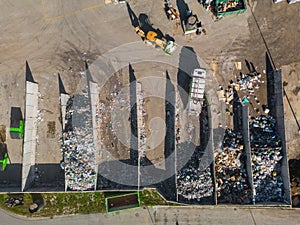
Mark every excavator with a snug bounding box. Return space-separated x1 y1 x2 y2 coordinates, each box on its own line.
134 26 177 56
127 2 177 55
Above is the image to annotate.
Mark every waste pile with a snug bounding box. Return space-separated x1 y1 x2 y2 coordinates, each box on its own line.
217 1 244 13
177 146 214 202
62 92 96 191
177 164 213 201
218 72 264 105
235 71 263 93
250 115 284 202
199 0 244 14
221 72 263 104
215 129 251 204
218 62 264 117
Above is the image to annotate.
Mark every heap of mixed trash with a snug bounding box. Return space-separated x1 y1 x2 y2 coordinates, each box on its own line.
250 115 284 202
61 92 96 191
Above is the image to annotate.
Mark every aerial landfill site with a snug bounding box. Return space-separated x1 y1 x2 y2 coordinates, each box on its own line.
1 0 300 211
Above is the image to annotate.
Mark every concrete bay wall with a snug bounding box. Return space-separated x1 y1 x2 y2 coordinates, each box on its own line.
22 81 39 191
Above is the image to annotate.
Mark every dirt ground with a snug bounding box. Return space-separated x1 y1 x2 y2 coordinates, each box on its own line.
0 0 299 190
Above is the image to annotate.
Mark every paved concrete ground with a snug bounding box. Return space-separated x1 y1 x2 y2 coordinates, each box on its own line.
1 0 299 165
0 0 299 212
1 206 300 225
0 0 299 203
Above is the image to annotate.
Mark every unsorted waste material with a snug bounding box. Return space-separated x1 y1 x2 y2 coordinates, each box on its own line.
215 129 251 204
177 94 213 202
217 62 264 117
250 115 284 202
62 91 96 191
236 72 263 91
177 164 213 201
177 144 214 202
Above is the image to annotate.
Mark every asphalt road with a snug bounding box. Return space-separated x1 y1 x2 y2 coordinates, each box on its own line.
1 206 300 225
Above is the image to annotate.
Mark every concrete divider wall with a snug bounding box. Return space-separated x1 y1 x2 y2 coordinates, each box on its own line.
90 81 100 191
175 91 178 202
60 93 69 192
22 81 39 191
242 106 255 204
60 93 69 131
269 70 291 205
207 103 217 205
136 81 145 159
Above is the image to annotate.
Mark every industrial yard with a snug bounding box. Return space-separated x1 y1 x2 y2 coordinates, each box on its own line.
0 0 300 219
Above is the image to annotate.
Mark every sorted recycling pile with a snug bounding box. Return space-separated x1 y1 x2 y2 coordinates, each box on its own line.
250 115 284 202
215 129 251 204
62 92 96 191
